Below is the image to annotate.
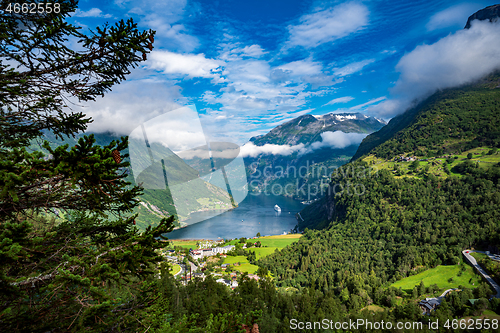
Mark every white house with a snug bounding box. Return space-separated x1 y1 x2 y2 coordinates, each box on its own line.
190 250 202 260
213 245 235 254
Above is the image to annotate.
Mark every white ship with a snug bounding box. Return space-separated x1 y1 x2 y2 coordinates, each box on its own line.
274 204 281 212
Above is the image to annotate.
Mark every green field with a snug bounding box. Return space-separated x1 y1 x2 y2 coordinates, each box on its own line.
222 255 259 274
471 252 489 261
251 247 279 259
480 310 500 320
390 264 483 292
223 234 302 271
257 234 302 247
224 255 248 264
225 234 302 247
234 263 258 274
171 264 181 275
169 240 200 249
362 147 500 180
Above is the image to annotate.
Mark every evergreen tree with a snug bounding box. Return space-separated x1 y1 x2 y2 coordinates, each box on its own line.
412 287 418 299
0 1 173 331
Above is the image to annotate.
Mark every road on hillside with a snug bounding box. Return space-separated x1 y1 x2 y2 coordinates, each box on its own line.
439 288 457 299
462 250 500 298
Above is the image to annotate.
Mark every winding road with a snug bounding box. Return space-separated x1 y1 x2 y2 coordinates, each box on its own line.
462 250 500 298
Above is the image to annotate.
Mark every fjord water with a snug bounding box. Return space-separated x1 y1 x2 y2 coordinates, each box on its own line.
166 193 305 240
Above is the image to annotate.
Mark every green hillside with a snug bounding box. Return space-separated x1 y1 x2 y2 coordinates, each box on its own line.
390 264 482 291
28 132 235 231
353 73 500 160
258 75 500 305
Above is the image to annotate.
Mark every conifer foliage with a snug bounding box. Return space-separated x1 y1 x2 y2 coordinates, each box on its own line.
0 1 173 331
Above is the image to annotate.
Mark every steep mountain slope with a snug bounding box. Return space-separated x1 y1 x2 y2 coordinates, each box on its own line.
259 70 500 297
465 4 500 28
29 131 234 230
305 75 500 230
245 112 385 201
251 112 385 146
352 73 500 161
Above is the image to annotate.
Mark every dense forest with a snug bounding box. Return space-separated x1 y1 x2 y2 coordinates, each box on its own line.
260 162 500 294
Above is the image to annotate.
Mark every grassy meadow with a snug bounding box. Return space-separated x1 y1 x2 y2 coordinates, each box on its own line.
362 146 500 180
390 264 483 292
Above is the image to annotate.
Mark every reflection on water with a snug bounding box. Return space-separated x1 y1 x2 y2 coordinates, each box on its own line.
166 193 305 240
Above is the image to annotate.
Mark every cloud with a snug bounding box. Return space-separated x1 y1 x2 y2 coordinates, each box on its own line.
144 19 199 52
240 131 368 157
221 45 267 60
333 58 375 76
300 131 368 154
119 0 198 52
148 51 225 83
426 3 480 31
240 142 305 157
240 45 267 58
79 80 183 137
324 96 354 106
369 20 500 118
136 107 208 153
73 8 112 18
201 56 337 121
286 2 369 49
275 58 340 88
277 59 323 77
349 96 386 110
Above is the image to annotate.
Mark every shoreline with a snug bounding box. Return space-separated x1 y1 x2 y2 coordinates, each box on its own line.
172 206 237 230
167 233 303 242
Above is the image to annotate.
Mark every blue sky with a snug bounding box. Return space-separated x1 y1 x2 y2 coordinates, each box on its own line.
70 0 500 145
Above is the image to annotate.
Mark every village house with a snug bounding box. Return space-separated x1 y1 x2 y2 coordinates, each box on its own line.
419 298 440 314
212 245 235 254
190 245 235 259
190 250 202 260
216 278 238 289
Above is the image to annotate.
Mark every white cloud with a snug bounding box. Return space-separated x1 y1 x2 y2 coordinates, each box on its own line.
148 51 225 83
277 59 323 77
324 96 354 106
370 20 500 118
286 2 369 49
301 131 368 153
73 8 112 18
119 0 198 52
144 19 199 52
201 55 337 120
127 0 186 21
218 43 267 64
333 58 375 76
273 58 340 88
381 49 397 55
240 142 305 157
241 45 266 58
426 3 480 31
137 106 208 152
79 80 183 136
349 96 386 110
241 131 368 157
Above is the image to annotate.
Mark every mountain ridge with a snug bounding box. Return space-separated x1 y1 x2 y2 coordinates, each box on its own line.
352 73 500 162
465 4 500 29
250 112 386 146
244 112 386 201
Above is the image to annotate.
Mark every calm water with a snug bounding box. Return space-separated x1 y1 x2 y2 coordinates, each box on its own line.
166 193 305 240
